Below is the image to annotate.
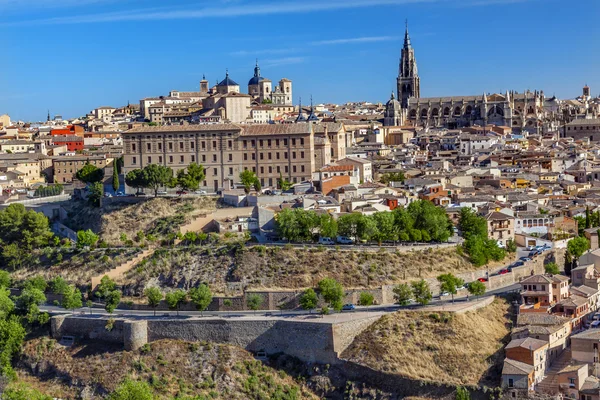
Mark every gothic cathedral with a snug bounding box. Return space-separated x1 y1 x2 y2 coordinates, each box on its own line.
397 21 420 109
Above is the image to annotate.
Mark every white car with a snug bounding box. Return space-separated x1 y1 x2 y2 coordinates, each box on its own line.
194 190 207 195
318 237 335 245
336 236 353 245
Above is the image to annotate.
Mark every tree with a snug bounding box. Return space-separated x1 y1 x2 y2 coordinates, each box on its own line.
2 382 52 400
104 290 121 314
0 271 11 289
545 262 560 275
359 292 375 306
23 276 47 292
380 172 405 185
0 287 15 319
437 273 465 303
458 207 487 238
189 284 212 316
407 200 453 242
2 244 27 270
76 162 104 184
586 206 591 229
50 276 68 295
239 170 258 194
76 229 99 248
318 278 344 312
393 283 413 305
318 214 338 239
165 289 187 316
411 279 432 306
175 162 205 192
278 172 292 191
125 169 145 192
372 211 397 243
506 239 517 253
0 316 26 378
15 287 46 323
467 280 486 297
246 293 263 313
95 275 116 299
109 378 154 400
112 158 120 192
568 236 590 260
338 213 376 242
61 285 83 313
88 182 104 207
253 179 262 193
299 288 318 313
0 203 54 248
142 164 174 197
144 287 163 316
455 386 471 400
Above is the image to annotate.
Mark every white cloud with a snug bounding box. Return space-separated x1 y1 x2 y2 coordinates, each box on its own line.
230 48 301 57
0 0 532 26
261 57 306 68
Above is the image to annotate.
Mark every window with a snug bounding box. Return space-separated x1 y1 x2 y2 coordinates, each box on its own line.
212 141 217 149
179 142 184 150
292 138 296 146
228 140 232 148
159 156 163 163
260 153 264 160
268 166 272 173
201 141 206 149
213 168 217 176
284 152 288 159
252 153 256 160
284 139 288 146
158 143 162 150
191 155 195 162
202 155 206 162
252 167 256 173
285 166 289 173
276 139 280 146
300 138 304 146
293 166 297 173
508 379 514 388
213 155 217 162
243 140 247 148
259 140 264 147
292 152 297 159
268 139 271 147
168 143 173 150
260 166 265 174
301 165 305 173
276 152 280 160
146 143 151 151
276 166 280 173
169 156 173 163
132 156 137 164
228 154 232 162
132 143 136 151
147 156 151 163
301 151 305 159
229 167 233 175
244 154 248 161
251 140 255 147
268 153 272 160
180 155 184 164
190 142 195 149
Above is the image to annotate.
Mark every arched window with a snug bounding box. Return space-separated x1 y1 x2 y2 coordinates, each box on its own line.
466 105 473 115
443 107 450 116
454 106 461 116
421 109 428 118
432 108 439 117
409 109 417 119
528 107 534 114
488 106 504 117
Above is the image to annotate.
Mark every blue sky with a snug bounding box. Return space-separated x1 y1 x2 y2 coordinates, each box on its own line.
1 0 599 122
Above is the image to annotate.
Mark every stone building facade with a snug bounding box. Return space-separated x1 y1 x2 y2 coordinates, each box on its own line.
122 124 325 193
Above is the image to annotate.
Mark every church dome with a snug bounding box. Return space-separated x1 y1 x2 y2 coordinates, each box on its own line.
218 71 239 87
248 61 265 86
386 92 401 110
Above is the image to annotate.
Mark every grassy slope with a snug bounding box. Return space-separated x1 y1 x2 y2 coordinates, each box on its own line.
126 244 480 293
19 338 318 400
341 298 513 387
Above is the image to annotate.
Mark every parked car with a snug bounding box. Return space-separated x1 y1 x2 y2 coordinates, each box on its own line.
176 190 189 195
519 257 533 263
194 190 207 195
336 236 353 245
156 190 168 196
116 191 125 197
135 192 147 197
512 261 525 268
498 269 509 275
318 237 335 245
104 193 113 198
591 321 600 329
478 277 488 283
342 304 356 311
526 245 537 251
440 291 450 297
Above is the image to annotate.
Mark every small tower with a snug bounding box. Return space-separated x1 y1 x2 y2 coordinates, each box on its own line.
47 110 50 122
384 91 403 127
307 96 319 122
583 84 591 99
295 98 307 123
397 20 420 109
200 74 209 93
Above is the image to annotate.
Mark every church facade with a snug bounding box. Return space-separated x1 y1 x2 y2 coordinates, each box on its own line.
384 23 548 133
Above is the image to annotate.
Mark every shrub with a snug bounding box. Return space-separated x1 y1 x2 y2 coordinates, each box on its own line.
358 292 375 306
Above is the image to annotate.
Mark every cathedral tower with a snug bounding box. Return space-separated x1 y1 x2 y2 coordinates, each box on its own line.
397 21 420 109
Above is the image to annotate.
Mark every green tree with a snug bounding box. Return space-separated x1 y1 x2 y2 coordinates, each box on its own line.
75 162 104 184
458 207 488 238
372 211 397 243
358 292 375 306
76 229 99 248
299 288 318 313
246 293 263 313
0 317 27 377
437 273 465 303
2 244 27 270
0 270 11 288
0 203 54 248
23 276 47 292
338 213 376 242
112 158 120 192
278 172 292 191
318 213 338 239
253 178 262 193
88 181 104 207
0 287 15 319
61 285 83 312
141 164 174 197
379 172 405 185
175 162 205 192
407 200 453 242
50 276 68 295
467 280 486 297
104 290 121 314
2 382 52 400
411 279 432 306
318 278 344 312
125 169 145 192
189 284 212 316
568 236 590 259
455 386 471 400
239 170 258 194
505 239 517 253
392 283 413 305
95 275 116 298
545 262 560 275
144 287 163 316
565 251 574 276
109 378 154 400
15 287 46 323
165 289 187 316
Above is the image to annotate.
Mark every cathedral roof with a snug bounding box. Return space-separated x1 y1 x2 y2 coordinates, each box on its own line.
248 61 265 86
218 71 239 87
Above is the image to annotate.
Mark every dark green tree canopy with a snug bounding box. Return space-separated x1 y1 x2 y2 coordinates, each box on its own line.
76 162 104 184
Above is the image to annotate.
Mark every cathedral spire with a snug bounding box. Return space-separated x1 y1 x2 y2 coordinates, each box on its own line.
404 19 411 48
254 59 260 77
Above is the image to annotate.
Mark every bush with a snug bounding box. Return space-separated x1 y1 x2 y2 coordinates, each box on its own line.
545 262 560 275
358 292 375 306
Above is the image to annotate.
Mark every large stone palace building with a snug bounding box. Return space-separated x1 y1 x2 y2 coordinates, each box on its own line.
383 23 583 134
122 122 350 193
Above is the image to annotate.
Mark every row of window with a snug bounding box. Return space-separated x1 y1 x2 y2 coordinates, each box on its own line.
567 126 598 131
130 138 305 152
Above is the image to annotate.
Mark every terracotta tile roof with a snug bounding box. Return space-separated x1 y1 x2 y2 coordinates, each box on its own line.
320 165 354 172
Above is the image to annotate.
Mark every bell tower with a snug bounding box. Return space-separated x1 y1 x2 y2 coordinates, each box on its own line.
397 20 420 109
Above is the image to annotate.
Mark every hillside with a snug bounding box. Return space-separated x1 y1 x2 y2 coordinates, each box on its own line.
125 243 481 293
63 196 217 245
342 298 513 387
18 338 318 400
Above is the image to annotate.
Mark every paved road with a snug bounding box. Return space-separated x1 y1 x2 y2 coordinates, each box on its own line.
41 283 520 321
